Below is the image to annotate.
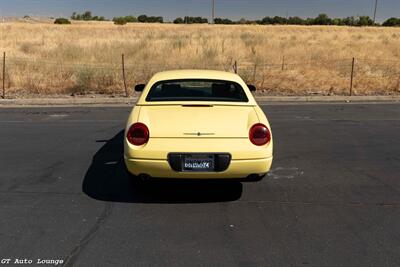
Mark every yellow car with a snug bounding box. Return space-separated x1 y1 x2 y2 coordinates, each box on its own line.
124 70 273 181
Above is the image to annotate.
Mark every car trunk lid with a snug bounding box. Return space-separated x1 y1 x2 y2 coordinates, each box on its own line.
138 105 259 138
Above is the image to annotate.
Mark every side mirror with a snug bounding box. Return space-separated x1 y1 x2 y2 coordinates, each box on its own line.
247 84 256 92
135 84 146 92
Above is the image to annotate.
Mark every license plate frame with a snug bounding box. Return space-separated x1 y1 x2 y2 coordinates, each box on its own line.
182 154 215 172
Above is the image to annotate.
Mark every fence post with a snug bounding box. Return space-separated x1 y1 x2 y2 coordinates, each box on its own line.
253 63 257 84
2 52 5 99
350 57 355 96
122 53 128 97
233 60 238 74
281 55 285 71
397 76 400 92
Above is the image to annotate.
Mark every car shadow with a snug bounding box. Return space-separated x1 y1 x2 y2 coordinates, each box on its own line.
82 130 243 203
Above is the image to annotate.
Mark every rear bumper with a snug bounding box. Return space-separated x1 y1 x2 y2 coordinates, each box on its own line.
124 156 273 179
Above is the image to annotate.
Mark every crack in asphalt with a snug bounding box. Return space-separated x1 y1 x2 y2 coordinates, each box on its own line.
63 202 114 267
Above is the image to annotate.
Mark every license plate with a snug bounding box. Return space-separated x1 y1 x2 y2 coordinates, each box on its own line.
183 155 215 172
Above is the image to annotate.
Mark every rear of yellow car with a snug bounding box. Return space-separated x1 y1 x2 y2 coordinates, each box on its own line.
124 70 273 181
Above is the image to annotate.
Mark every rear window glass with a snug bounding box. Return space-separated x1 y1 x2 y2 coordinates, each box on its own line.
146 79 248 102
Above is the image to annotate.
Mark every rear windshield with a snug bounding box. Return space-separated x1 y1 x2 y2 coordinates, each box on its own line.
146 79 249 102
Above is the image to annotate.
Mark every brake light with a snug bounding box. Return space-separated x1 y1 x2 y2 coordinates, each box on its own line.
127 123 149 146
249 123 271 146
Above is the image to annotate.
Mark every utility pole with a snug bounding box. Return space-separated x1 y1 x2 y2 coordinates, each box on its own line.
212 0 215 24
373 0 378 24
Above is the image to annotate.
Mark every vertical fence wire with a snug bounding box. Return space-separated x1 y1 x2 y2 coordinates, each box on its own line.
2 52 5 99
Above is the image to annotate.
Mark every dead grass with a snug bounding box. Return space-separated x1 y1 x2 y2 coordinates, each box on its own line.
1 21 400 96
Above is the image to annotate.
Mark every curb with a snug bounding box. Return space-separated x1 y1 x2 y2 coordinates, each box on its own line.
1 96 399 107
256 96 400 103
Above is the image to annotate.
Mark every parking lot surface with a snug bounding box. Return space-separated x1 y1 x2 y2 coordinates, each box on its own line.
0 103 399 267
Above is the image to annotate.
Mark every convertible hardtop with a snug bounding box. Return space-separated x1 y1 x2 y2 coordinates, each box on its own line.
136 70 258 106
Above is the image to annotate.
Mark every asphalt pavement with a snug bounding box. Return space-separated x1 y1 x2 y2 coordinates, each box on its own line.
0 103 399 267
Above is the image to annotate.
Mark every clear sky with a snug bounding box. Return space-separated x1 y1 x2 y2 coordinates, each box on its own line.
0 0 398 22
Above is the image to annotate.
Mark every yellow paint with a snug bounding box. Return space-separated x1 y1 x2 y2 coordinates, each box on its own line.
125 156 273 179
124 70 273 179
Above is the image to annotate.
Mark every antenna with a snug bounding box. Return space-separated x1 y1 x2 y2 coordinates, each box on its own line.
373 0 378 24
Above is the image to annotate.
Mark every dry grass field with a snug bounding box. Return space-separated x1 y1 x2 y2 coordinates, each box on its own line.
1 21 400 96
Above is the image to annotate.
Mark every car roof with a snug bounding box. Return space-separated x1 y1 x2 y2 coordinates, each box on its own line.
136 69 258 106
150 70 243 83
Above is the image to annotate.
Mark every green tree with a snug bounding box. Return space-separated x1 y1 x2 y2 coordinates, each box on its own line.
312 14 332 25
287 16 305 25
138 15 148 22
214 18 234 24
147 16 163 23
342 16 357 26
124 16 137 22
82 11 92 21
357 16 374 26
173 17 184 24
260 17 273 24
382 17 400 27
331 18 343 26
271 16 287 24
182 16 208 24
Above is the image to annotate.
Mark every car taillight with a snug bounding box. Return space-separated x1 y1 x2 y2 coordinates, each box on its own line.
249 123 271 146
127 123 149 146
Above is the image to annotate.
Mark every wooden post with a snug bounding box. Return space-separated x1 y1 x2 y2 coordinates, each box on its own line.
350 57 355 96
281 55 285 71
253 63 257 84
397 76 400 92
2 52 5 99
233 60 238 74
122 53 128 97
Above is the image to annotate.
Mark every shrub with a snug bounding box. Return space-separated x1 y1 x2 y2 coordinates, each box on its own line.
113 17 127 25
75 67 95 94
113 16 137 25
54 18 71 25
